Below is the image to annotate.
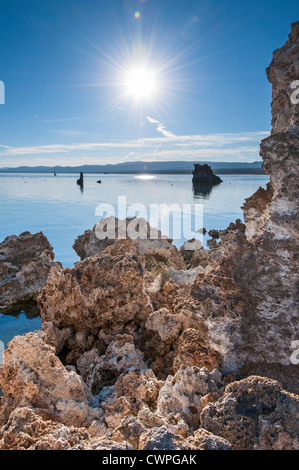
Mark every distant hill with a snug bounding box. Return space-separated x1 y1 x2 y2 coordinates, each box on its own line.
0 161 265 175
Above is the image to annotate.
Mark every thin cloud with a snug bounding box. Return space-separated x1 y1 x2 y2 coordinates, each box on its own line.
156 124 176 138
147 115 176 138
0 116 269 167
146 116 159 124
0 132 268 157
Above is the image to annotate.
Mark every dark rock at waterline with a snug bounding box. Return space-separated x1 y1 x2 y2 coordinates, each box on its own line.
1 300 40 318
77 172 84 186
192 164 222 186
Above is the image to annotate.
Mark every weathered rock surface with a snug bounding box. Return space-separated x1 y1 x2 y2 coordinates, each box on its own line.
184 428 232 450
38 234 217 383
39 240 153 346
0 407 90 450
0 231 58 311
180 239 221 269
73 216 180 263
192 22 299 390
156 366 222 428
201 376 299 450
0 331 97 427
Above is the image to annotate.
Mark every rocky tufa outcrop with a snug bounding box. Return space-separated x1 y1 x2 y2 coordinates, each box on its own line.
0 231 58 312
193 22 299 390
201 375 299 450
192 164 222 186
0 23 298 451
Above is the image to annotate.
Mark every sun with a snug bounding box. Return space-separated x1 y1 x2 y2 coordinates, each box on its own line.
125 66 156 100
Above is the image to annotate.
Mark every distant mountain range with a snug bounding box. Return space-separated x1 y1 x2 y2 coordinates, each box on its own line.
0 161 265 175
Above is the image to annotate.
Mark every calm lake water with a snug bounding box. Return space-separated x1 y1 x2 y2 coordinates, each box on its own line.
0 172 269 347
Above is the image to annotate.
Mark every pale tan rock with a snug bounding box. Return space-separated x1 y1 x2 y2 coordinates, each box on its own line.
167 265 205 284
191 267 247 374
112 415 144 449
99 335 147 374
73 216 186 272
38 241 153 335
114 368 161 413
42 322 73 355
137 406 168 428
76 348 102 384
73 217 170 260
88 418 107 438
180 240 220 269
174 309 198 330
102 396 132 428
0 407 90 450
145 308 182 344
0 331 96 427
157 365 222 429
72 438 133 450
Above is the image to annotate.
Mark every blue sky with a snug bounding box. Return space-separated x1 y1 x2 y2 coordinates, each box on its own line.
0 0 298 167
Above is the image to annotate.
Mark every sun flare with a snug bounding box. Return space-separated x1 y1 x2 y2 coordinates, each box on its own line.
125 66 156 100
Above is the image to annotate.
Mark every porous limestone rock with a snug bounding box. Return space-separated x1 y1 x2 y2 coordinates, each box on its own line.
166 265 205 285
71 438 134 450
180 240 221 269
73 216 185 269
0 331 95 427
184 428 232 450
0 231 58 311
201 376 299 450
73 217 166 259
172 328 221 373
191 263 247 374
99 367 161 430
145 308 182 344
77 335 147 395
139 425 183 450
0 407 90 450
221 23 299 386
156 365 222 429
38 240 153 341
112 415 145 449
241 183 274 239
114 368 161 412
